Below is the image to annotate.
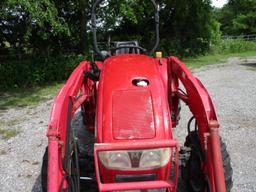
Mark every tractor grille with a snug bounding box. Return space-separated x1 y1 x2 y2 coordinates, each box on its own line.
112 90 155 140
116 174 156 183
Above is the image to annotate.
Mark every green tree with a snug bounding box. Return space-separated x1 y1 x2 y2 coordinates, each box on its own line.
1 0 219 57
160 0 215 56
93 0 216 57
218 0 256 35
0 0 70 56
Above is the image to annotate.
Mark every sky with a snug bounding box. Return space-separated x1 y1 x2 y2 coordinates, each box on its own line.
211 0 228 8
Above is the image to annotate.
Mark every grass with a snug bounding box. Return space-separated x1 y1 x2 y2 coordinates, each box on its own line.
0 83 63 109
183 39 256 68
0 128 20 139
0 118 23 139
0 117 24 126
183 50 256 69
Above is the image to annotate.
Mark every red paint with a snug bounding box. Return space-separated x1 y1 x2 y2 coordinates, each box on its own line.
210 128 227 192
94 140 179 192
97 54 172 144
112 89 155 139
46 54 226 191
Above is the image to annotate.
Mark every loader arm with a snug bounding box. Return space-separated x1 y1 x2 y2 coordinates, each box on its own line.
168 56 226 192
46 61 100 192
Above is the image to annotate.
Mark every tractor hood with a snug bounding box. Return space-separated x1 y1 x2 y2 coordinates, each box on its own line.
96 54 172 143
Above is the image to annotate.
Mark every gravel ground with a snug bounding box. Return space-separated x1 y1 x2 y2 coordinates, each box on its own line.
0 101 51 192
0 57 256 191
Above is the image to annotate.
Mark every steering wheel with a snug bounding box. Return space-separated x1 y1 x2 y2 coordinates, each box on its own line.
111 46 147 54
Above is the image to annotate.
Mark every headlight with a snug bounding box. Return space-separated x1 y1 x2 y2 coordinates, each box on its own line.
99 148 171 170
99 150 131 169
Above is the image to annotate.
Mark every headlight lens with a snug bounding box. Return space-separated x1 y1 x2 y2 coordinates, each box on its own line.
99 148 170 170
99 150 131 169
140 148 170 169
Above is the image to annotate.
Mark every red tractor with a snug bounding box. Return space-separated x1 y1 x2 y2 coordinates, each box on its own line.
41 0 233 191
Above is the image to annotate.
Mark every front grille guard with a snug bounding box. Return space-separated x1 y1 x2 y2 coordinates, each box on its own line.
94 140 179 192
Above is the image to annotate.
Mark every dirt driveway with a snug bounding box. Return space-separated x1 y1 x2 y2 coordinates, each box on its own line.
0 57 256 191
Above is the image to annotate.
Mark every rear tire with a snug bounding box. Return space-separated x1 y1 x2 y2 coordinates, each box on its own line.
181 131 233 192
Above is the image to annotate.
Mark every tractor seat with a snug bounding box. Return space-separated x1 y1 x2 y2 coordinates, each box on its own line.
112 41 141 55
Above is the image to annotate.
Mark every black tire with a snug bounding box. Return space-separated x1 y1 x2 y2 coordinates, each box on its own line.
41 147 48 192
40 111 96 192
74 112 97 192
181 131 233 192
73 112 95 158
221 140 233 191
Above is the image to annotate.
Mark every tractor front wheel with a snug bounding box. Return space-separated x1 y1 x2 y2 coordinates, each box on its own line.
181 131 233 192
41 147 48 192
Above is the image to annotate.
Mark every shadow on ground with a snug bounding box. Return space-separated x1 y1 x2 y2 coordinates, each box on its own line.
240 62 256 68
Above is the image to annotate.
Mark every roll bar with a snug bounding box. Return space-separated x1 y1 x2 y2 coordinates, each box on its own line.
91 0 160 59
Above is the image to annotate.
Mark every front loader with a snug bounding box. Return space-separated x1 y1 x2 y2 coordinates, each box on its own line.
41 0 233 191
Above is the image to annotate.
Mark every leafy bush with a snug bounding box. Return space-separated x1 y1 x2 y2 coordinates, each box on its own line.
0 54 87 90
211 39 256 54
